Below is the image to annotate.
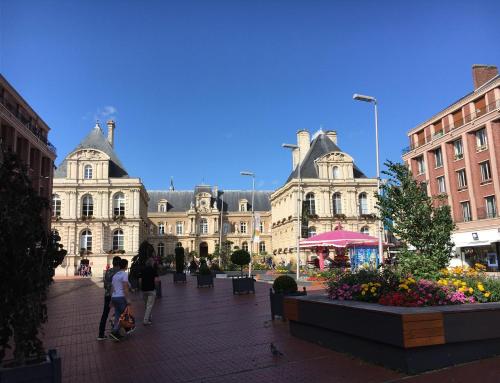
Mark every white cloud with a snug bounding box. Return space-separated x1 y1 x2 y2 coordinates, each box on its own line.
92 105 118 122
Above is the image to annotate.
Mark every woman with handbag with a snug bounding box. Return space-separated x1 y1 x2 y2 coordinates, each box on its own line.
109 258 135 341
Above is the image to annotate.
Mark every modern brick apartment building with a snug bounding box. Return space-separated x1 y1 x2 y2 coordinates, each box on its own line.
0 74 57 231
403 65 500 269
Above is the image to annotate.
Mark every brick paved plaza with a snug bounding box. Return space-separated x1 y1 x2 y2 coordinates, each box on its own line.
44 276 500 383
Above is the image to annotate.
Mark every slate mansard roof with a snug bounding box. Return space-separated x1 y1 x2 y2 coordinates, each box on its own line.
54 125 129 178
148 189 272 213
286 132 367 183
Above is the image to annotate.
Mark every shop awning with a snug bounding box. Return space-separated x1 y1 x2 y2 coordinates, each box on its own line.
455 240 491 248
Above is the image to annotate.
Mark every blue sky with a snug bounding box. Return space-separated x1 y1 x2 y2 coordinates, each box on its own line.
2 0 500 191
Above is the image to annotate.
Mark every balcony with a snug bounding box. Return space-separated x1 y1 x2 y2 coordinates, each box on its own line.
403 98 500 155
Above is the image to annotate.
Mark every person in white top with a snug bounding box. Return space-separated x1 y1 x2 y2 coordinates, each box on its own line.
109 259 131 341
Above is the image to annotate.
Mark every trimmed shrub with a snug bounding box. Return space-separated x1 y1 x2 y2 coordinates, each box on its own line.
231 249 251 276
175 246 185 274
273 275 298 294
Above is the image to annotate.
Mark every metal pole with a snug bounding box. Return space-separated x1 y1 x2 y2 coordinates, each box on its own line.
219 192 224 267
249 176 255 277
296 147 301 281
374 102 383 266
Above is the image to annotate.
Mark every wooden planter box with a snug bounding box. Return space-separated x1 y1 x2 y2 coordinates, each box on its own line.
196 274 214 288
231 276 255 295
0 349 61 383
284 295 500 374
173 272 187 283
270 287 307 320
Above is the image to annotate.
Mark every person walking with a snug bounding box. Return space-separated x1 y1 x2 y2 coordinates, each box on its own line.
139 257 159 325
97 256 121 340
109 258 132 341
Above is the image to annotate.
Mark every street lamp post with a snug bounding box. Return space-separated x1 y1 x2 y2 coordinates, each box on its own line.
282 144 301 281
240 171 255 277
353 93 384 266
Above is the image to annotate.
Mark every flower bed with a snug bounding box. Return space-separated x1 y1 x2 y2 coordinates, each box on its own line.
327 264 500 307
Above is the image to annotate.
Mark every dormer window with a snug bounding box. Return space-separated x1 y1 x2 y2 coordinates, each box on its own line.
158 199 167 212
332 166 340 179
239 199 248 212
84 164 93 179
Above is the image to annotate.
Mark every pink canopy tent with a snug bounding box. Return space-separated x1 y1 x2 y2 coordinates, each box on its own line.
300 230 385 270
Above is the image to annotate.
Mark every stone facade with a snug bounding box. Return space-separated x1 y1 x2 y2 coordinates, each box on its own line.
271 130 379 264
52 122 149 276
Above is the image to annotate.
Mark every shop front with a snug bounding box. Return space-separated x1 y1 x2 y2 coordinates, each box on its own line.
451 229 500 271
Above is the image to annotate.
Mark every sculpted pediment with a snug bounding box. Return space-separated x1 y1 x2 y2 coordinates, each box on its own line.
316 151 353 164
69 149 109 161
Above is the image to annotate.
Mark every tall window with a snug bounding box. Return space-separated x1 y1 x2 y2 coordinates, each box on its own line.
480 161 491 183
304 193 316 215
259 222 264 233
259 242 266 253
84 164 93 179
80 230 92 251
416 156 425 174
437 176 446 194
223 222 230 234
434 147 443 168
457 169 467 189
307 226 316 238
239 201 247 212
82 194 93 217
157 243 165 258
176 221 183 235
242 242 248 251
360 226 370 235
358 193 368 215
461 201 472 222
200 218 208 234
113 229 124 251
486 196 497 218
158 223 165 235
159 204 166 212
332 192 342 215
476 128 488 150
52 194 61 217
113 192 125 216
240 221 247 234
332 166 340 179
454 139 463 160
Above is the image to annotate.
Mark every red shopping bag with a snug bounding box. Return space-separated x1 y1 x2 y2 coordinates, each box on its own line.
119 305 136 330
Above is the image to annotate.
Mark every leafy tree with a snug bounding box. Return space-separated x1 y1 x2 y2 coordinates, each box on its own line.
0 148 66 365
376 161 455 279
231 249 251 276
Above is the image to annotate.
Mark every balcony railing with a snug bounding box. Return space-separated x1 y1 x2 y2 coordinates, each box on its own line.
403 98 500 154
0 102 57 155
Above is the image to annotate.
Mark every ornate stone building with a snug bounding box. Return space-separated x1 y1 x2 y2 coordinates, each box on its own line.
271 130 379 264
148 186 272 258
52 121 149 276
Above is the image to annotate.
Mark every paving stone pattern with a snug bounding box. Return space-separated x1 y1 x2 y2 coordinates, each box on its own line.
44 276 500 383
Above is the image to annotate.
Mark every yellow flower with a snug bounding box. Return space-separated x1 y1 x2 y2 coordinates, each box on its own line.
399 284 409 290
361 291 366 296
461 282 467 286
371 287 376 293
407 277 416 284
361 284 368 289
485 292 491 298
468 287 474 294
478 284 485 292
458 287 465 292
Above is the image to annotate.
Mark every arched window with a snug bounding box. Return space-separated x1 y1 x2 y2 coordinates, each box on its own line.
242 242 249 251
52 194 61 217
332 192 342 215
307 226 316 238
176 242 182 248
200 218 208 234
157 243 165 258
259 242 266 253
80 230 92 251
358 193 368 215
332 166 340 179
82 195 93 217
159 204 166 212
113 229 124 251
113 193 125 216
304 193 316 215
360 226 370 235
84 164 93 179
158 223 165 235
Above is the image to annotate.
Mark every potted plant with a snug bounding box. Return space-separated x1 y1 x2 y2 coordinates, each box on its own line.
196 259 214 287
231 249 255 294
0 148 66 382
173 246 186 283
270 275 306 320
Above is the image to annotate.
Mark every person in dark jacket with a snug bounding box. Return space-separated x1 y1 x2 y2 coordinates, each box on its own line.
139 257 159 325
97 256 121 340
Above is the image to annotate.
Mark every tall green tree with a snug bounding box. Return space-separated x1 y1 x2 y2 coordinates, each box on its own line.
377 161 455 278
0 147 66 365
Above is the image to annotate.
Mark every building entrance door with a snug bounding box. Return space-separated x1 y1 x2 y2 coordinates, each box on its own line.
199 242 209 258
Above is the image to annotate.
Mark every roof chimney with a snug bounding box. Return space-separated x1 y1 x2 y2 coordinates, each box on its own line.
472 65 498 89
106 120 115 147
296 130 310 166
325 130 337 144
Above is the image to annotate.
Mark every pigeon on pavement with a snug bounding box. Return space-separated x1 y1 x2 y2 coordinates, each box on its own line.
270 342 284 356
